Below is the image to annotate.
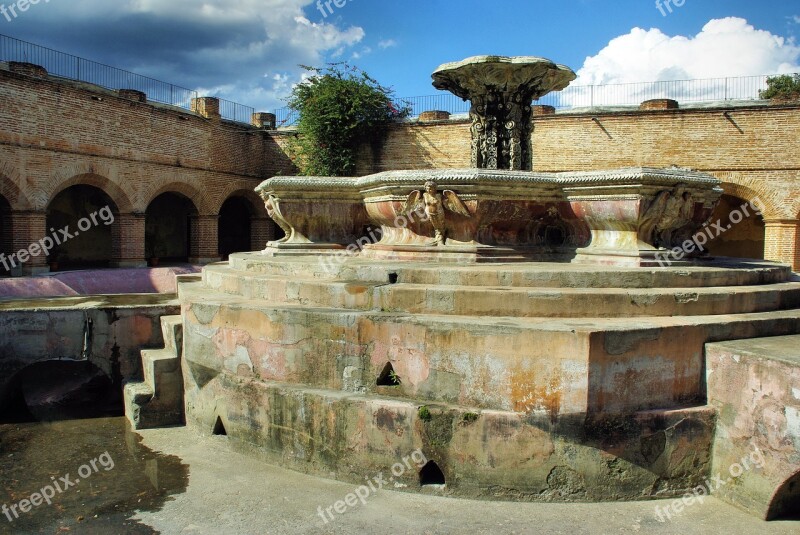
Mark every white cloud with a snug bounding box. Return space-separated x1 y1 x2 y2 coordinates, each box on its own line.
378 39 398 49
351 46 372 60
793 15 800 24
555 17 800 107
577 18 799 85
27 0 366 112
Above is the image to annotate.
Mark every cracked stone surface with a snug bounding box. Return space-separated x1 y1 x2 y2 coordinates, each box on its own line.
131 425 800 535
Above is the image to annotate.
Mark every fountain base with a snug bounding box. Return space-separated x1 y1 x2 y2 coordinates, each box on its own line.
175 253 800 501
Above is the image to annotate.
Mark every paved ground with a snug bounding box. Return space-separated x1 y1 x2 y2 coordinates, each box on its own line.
0 265 200 298
133 426 800 535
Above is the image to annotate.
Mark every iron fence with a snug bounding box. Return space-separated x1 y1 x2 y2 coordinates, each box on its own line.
273 73 791 123
275 107 300 127
536 74 778 109
7 31 786 126
218 98 255 124
1 33 198 110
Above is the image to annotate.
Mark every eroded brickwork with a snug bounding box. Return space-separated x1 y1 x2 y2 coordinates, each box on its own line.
1 64 798 272
353 105 800 269
0 67 286 272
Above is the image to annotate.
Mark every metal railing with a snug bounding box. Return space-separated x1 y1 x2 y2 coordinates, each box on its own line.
536 74 778 109
218 98 255 125
1 33 198 111
274 73 793 125
1 33 255 124
275 108 300 127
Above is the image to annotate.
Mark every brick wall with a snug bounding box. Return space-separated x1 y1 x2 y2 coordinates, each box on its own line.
0 67 283 271
1 64 798 271
355 104 800 269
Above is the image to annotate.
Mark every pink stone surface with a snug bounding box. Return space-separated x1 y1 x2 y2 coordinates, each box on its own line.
0 266 202 298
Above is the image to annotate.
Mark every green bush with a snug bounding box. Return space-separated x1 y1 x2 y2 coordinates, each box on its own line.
418 405 432 422
287 63 410 176
759 74 800 101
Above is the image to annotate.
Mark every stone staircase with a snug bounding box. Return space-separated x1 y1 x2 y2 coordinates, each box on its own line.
174 252 800 501
124 315 185 429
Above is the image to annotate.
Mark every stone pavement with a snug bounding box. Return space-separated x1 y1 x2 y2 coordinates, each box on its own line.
0 265 201 298
133 426 800 535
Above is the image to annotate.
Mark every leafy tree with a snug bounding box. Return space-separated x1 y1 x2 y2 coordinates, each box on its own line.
759 74 800 101
287 63 410 176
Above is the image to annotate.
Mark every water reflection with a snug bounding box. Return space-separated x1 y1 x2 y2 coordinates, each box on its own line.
0 417 189 534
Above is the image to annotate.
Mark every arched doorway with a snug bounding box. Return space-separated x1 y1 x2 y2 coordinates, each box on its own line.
0 360 117 423
704 194 765 260
767 470 800 520
0 194 11 276
46 185 118 271
218 196 254 260
145 193 198 264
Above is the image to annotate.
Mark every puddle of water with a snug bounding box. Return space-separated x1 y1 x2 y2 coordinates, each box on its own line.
0 417 189 534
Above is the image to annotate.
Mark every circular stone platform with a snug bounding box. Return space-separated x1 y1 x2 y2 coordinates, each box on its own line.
177 253 800 502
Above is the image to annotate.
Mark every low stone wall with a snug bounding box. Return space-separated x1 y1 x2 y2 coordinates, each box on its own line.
707 335 800 519
0 295 179 404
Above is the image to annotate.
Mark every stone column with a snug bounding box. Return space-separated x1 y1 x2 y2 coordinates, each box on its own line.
432 57 575 171
764 219 800 271
468 92 534 171
189 215 221 264
252 113 276 129
5 211 49 275
0 209 12 274
111 213 147 268
191 97 221 120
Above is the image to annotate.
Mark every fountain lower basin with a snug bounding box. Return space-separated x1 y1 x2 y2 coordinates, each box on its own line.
256 167 722 266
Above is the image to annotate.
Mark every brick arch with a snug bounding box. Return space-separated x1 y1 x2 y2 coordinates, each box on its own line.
717 180 783 220
44 173 133 213
213 184 267 216
0 165 33 210
766 468 800 520
38 162 135 211
142 181 210 215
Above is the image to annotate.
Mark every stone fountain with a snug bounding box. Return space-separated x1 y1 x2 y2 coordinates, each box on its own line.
432 55 576 171
127 56 800 511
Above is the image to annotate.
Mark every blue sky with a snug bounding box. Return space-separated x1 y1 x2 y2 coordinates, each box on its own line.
2 0 799 112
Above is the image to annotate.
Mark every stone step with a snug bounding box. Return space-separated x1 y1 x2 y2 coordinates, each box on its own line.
159 315 183 359
381 281 800 318
123 315 185 430
183 370 716 502
141 348 181 394
124 380 153 405
181 284 800 415
225 254 792 289
202 266 800 318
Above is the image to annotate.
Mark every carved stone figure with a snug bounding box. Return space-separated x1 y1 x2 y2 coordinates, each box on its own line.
640 185 696 248
469 96 486 168
264 195 294 245
403 181 471 245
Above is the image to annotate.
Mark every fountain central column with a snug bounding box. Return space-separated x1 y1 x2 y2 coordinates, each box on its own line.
432 56 576 171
